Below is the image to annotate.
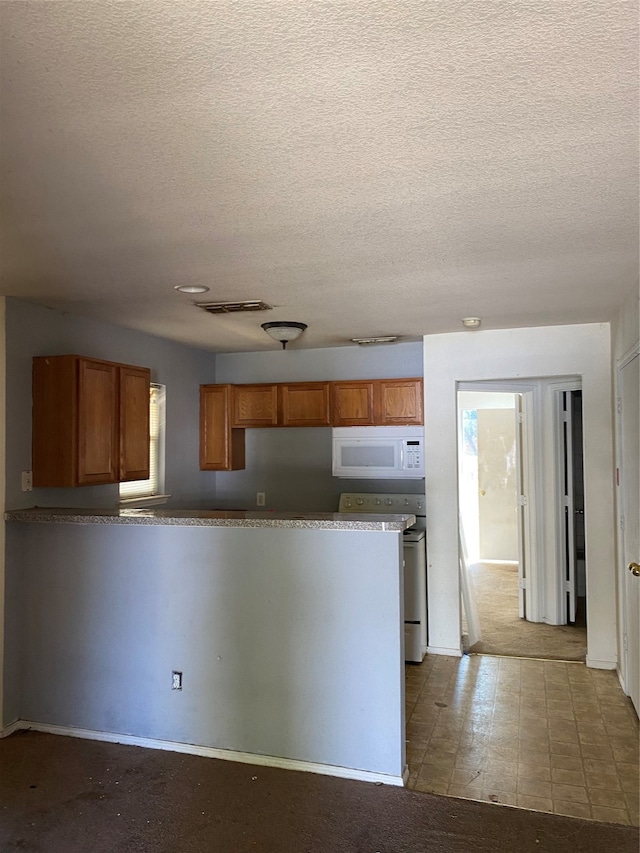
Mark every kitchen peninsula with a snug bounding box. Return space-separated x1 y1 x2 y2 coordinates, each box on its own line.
4 507 415 785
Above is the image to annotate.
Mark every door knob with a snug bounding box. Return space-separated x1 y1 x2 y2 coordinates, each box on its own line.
629 562 640 577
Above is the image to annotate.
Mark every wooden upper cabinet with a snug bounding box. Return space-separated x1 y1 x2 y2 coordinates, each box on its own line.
119 365 152 482
232 384 278 427
330 381 376 426
279 383 331 427
330 378 423 426
32 355 150 487
375 378 423 426
197 378 423 461
200 385 245 471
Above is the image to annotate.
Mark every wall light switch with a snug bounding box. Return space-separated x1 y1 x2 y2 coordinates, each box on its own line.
21 471 33 492
256 492 266 507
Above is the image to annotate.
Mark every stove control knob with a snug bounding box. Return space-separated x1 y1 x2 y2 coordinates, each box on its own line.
344 500 351 508
385 498 393 506
374 499 381 505
356 498 364 505
404 499 409 505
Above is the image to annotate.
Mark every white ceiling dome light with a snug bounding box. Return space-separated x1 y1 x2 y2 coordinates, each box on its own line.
261 321 308 349
174 285 210 294
462 317 482 329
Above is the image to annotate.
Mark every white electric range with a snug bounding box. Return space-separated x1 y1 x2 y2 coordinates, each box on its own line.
338 492 427 663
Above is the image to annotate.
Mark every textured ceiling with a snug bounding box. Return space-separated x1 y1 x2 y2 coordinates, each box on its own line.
0 1 637 353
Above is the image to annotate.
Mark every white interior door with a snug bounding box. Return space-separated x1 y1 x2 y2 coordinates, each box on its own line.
477 408 519 562
515 395 527 619
621 352 639 715
561 391 577 623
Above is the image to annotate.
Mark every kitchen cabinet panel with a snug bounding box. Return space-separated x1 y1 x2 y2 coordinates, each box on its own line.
279 382 331 427
330 381 376 427
119 365 152 481
77 359 119 484
376 379 423 426
33 355 151 487
233 384 278 427
200 385 246 471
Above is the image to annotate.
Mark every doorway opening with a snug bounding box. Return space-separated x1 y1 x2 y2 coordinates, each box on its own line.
457 383 587 661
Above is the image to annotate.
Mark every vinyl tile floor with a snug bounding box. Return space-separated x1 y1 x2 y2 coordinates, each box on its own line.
405 654 639 826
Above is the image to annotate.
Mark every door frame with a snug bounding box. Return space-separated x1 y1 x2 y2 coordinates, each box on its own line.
457 381 540 622
615 342 640 697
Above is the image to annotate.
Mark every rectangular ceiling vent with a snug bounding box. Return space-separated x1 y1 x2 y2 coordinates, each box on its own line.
196 300 273 314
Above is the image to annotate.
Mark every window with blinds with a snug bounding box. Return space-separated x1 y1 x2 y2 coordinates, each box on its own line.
119 383 166 502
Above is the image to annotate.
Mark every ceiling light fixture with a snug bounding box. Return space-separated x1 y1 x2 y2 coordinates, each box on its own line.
174 284 210 294
462 317 481 329
261 321 307 349
351 336 399 345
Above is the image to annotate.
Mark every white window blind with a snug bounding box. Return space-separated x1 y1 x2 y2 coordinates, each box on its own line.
119 383 166 502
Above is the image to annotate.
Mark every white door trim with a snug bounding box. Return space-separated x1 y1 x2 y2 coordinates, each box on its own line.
615 342 640 699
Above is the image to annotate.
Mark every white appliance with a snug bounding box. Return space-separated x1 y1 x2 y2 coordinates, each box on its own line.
332 426 425 479
338 492 428 663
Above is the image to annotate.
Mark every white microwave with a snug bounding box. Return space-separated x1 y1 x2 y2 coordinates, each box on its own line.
332 426 425 479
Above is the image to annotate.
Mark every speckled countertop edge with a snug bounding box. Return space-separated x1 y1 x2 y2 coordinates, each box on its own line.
4 508 416 532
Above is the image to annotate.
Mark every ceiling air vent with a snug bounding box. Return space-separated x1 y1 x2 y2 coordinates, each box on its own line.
196 300 273 314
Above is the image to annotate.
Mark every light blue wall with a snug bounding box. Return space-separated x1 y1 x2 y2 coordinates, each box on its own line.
214 342 425 511
7 519 405 778
5 298 217 510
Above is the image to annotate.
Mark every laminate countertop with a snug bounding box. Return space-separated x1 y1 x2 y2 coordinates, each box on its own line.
5 507 416 532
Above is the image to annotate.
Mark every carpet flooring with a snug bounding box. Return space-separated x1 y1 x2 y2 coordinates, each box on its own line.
1 731 638 853
466 562 587 661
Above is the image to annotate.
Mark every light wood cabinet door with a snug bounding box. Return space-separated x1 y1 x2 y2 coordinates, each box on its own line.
330 381 376 426
232 384 279 427
375 378 423 425
279 383 331 426
119 365 151 481
77 358 119 485
200 385 246 471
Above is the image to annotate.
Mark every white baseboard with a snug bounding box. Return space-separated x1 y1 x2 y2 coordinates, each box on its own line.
617 667 628 695
586 656 617 670
2 720 406 787
427 645 462 657
0 719 22 739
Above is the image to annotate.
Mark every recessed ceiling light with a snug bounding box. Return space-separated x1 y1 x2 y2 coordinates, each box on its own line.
174 285 210 294
351 336 399 345
461 317 481 329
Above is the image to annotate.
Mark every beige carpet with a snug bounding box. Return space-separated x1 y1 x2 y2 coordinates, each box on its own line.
465 561 587 661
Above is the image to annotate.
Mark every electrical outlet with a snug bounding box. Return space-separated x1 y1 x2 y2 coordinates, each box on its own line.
21 471 33 492
171 671 183 690
256 492 266 507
